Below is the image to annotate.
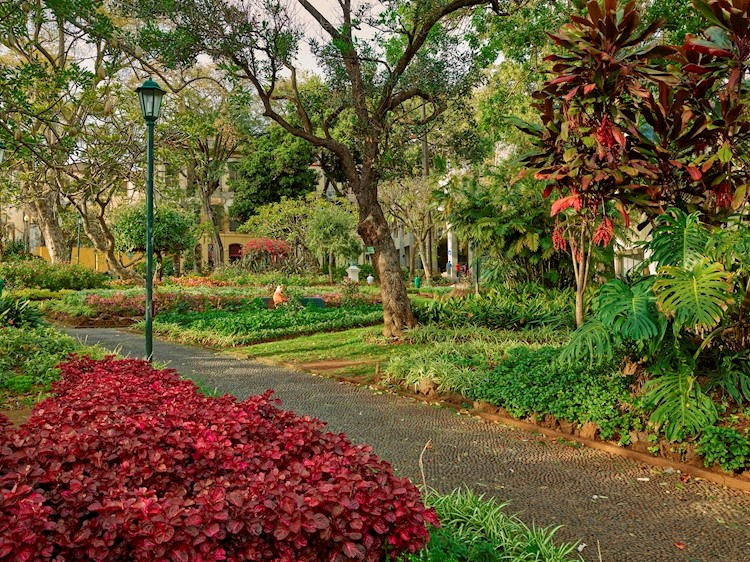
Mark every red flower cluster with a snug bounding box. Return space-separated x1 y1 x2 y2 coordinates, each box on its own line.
243 239 291 258
0 357 436 561
591 217 614 247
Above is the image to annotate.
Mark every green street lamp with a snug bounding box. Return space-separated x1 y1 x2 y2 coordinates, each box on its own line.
136 77 165 361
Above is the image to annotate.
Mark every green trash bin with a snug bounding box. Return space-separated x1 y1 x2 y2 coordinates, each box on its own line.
413 276 421 289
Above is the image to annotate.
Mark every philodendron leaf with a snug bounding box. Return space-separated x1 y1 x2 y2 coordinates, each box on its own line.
648 208 708 269
654 259 733 333
597 278 663 341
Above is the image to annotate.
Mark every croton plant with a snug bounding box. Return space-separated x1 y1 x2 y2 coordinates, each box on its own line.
515 0 750 325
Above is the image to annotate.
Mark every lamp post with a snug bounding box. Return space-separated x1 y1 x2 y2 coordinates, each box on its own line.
136 77 165 361
76 214 82 264
23 214 29 253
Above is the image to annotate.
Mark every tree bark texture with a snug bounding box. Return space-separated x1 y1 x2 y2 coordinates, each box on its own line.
355 182 416 338
32 196 69 264
201 189 224 268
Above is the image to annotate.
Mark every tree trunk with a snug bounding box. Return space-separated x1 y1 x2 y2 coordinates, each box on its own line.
172 251 182 277
570 228 593 328
409 242 415 278
328 253 335 284
33 197 70 264
417 237 432 285
355 181 415 338
201 188 224 269
575 286 586 328
83 213 140 281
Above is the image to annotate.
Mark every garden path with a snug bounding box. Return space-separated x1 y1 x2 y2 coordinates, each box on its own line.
65 327 750 562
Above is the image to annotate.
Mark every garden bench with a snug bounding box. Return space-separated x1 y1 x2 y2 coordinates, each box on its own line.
258 296 326 308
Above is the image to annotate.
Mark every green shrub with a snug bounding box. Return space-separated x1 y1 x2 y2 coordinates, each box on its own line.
0 297 44 329
403 325 570 347
473 347 636 436
208 267 329 287
148 303 383 347
7 288 74 301
386 341 511 396
696 426 750 472
0 327 80 395
412 287 574 331
0 261 108 291
402 488 581 561
39 292 97 318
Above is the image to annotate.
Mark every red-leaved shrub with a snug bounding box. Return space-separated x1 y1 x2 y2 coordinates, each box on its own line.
84 292 249 317
0 357 436 561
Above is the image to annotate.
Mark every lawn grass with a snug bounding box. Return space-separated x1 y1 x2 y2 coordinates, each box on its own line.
239 325 430 381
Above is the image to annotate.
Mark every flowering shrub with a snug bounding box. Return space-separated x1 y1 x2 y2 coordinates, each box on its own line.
85 292 145 316
0 357 436 561
243 238 291 259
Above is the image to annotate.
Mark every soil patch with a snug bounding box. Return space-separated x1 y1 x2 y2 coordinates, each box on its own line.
46 312 137 328
295 359 376 371
1 408 33 426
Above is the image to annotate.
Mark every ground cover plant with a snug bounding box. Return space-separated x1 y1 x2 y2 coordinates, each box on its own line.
148 302 384 347
0 356 436 561
243 326 406 380
41 287 271 320
402 489 581 562
384 336 637 440
0 296 43 329
412 286 574 331
0 327 82 408
0 260 107 291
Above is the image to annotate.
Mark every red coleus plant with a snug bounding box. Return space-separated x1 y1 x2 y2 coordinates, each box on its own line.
85 292 247 317
0 357 436 561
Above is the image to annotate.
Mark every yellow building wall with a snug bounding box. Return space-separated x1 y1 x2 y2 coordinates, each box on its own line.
36 232 260 273
37 247 141 273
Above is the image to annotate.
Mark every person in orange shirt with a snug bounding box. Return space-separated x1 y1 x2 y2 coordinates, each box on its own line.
273 284 288 307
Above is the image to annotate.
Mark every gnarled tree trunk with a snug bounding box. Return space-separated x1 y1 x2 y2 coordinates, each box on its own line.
33 196 70 263
201 186 224 269
355 181 415 338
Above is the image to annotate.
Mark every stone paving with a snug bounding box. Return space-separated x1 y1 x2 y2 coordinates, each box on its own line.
65 327 750 562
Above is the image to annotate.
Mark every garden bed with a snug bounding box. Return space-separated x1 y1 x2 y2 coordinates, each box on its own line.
148 303 384 347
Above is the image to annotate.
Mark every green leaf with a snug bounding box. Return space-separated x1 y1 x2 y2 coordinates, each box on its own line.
654 259 733 333
643 363 717 441
557 318 614 367
648 208 708 269
717 142 733 164
597 279 663 342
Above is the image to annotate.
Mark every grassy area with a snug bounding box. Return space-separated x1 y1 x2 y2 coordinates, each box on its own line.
239 325 428 380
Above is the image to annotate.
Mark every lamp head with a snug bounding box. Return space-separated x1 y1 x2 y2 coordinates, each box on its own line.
135 77 166 122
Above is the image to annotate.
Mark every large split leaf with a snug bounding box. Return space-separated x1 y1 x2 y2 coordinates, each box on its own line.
643 363 717 441
597 278 665 341
654 258 733 332
648 208 708 268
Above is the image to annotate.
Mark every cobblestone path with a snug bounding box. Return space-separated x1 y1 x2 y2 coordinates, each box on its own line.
65 328 750 562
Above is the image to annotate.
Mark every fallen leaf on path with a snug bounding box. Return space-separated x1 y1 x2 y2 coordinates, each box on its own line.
674 542 686 550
